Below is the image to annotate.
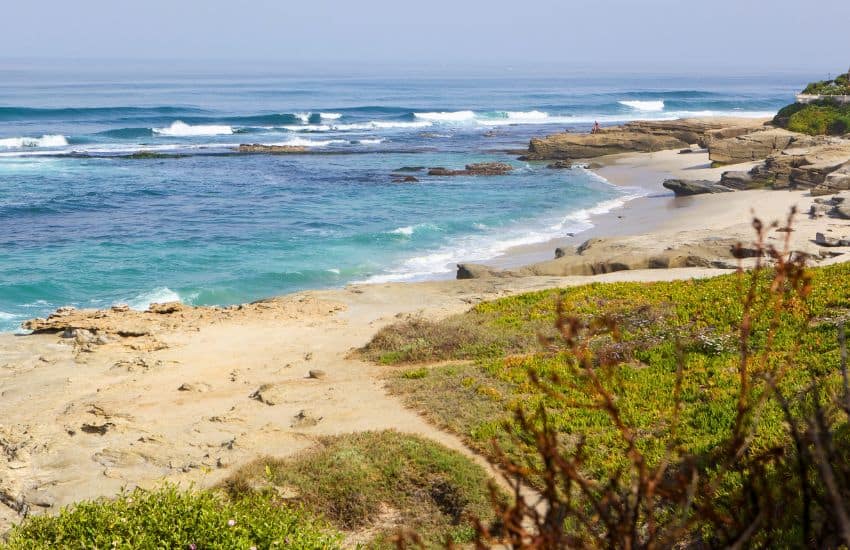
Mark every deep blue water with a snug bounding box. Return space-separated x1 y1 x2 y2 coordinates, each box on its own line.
0 63 813 331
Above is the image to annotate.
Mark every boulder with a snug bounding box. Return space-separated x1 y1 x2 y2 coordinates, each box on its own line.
815 232 850 247
719 171 765 190
810 203 832 217
832 203 850 219
546 160 574 169
662 179 734 196
456 264 506 279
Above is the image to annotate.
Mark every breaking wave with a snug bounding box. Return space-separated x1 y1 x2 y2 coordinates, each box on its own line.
619 100 665 112
153 121 234 136
0 135 69 148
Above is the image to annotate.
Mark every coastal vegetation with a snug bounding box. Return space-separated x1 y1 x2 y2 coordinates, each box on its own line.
772 71 850 136
2 432 497 549
6 215 850 547
773 101 850 136
2 485 340 549
802 71 850 96
370 227 850 546
221 431 499 547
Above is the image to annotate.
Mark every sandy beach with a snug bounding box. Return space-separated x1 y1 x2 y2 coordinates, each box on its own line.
2 135 849 531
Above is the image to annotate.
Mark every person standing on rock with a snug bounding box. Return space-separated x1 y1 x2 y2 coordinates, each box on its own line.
591 121 601 134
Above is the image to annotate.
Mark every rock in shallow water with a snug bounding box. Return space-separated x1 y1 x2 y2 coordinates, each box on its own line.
428 162 513 176
662 179 734 196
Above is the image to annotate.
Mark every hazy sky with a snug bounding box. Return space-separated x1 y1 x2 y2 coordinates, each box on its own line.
2 0 849 73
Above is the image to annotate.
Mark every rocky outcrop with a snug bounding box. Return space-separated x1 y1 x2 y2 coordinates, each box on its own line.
524 118 766 161
707 128 821 165
237 144 309 154
736 142 850 192
663 179 734 196
456 236 777 279
428 162 513 176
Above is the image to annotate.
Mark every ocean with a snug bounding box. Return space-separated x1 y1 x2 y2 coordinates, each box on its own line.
0 62 813 331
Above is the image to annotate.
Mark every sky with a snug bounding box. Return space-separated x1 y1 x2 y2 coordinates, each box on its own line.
1 0 849 73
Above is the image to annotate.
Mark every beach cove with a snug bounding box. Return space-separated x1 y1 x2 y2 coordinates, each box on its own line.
3 109 850 530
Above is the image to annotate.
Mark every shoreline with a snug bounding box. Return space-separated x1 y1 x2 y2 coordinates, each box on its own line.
478 147 763 272
2 117 849 531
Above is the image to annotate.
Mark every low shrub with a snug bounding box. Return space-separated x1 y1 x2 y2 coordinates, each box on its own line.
222 431 501 548
2 485 340 549
773 99 850 136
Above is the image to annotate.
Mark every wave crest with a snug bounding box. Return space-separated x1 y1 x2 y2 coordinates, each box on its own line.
414 110 476 122
153 121 233 137
0 135 68 148
619 100 665 112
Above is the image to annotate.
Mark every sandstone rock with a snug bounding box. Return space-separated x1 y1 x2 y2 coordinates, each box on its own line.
719 171 765 190
815 232 850 247
832 191 850 203
428 162 513 176
747 143 850 189
391 175 419 183
395 166 425 172
148 301 184 314
525 119 764 160
456 263 507 279
237 144 309 154
554 247 574 258
708 128 819 165
307 369 326 379
832 203 850 219
663 179 733 196
546 160 574 169
111 304 130 313
810 203 832 218
456 236 772 279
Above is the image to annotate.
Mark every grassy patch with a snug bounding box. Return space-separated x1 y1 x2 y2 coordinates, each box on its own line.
2 485 340 549
372 263 850 477
221 430 501 548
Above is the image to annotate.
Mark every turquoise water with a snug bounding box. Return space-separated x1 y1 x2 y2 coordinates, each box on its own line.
0 64 811 331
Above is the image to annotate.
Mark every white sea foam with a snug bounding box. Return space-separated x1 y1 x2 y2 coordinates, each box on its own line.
414 110 476 122
0 311 17 321
153 121 234 136
277 124 332 132
390 226 415 236
619 100 665 112
327 268 341 274
0 134 69 148
332 121 433 131
354 138 384 145
269 137 347 147
127 287 182 311
320 112 342 120
362 171 649 284
294 112 311 123
503 110 550 120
